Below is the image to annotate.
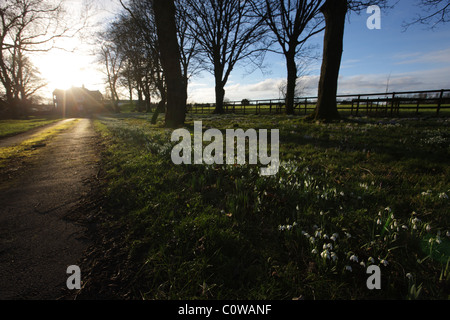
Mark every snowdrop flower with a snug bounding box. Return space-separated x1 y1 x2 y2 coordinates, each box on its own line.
368 257 375 264
446 231 450 238
380 259 388 266
330 233 338 242
278 225 286 231
350 255 359 263
311 248 318 254
330 252 338 262
345 265 352 272
377 218 382 225
426 224 431 232
345 232 352 238
438 192 448 199
321 250 330 260
406 273 413 280
360 261 366 267
435 236 442 244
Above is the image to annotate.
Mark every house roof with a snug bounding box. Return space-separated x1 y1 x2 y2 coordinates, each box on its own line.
53 87 103 101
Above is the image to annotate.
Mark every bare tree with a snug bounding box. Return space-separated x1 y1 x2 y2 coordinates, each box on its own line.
152 0 186 127
278 59 311 100
99 42 124 113
259 0 324 114
312 0 391 121
110 9 162 114
404 0 450 29
184 0 268 114
175 0 203 95
0 0 86 116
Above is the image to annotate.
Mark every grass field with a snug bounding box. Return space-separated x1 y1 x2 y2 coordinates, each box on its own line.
94 112 449 299
0 116 62 138
188 104 450 117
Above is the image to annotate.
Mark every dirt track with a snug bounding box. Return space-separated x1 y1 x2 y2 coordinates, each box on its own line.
0 118 100 299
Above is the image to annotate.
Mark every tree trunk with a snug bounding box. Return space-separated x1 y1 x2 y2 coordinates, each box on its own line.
285 52 297 115
137 87 144 112
152 0 186 128
151 81 166 124
113 87 121 113
313 0 347 121
128 78 133 108
214 84 225 114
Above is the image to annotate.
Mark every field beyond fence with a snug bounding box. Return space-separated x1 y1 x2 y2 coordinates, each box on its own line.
187 89 450 117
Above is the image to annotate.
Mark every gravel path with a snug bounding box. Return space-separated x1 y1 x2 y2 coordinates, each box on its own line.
0 118 100 299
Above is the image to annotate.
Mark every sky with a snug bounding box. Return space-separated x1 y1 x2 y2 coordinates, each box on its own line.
34 0 450 104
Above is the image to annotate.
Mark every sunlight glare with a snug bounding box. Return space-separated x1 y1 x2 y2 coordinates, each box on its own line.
35 39 103 102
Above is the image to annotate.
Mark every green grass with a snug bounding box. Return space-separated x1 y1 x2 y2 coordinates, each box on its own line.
94 112 450 300
0 119 78 168
188 104 450 117
0 116 62 138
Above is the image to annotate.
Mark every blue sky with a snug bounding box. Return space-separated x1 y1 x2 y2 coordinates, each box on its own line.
37 0 450 103
189 1 450 103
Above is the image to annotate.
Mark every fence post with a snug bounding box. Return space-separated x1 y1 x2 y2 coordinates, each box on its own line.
356 95 361 116
437 89 444 116
391 93 396 116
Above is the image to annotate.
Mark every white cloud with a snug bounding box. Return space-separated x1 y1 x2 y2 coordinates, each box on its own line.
394 48 450 65
337 67 450 94
188 78 286 103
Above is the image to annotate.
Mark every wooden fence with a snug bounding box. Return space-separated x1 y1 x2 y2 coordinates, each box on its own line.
187 89 450 117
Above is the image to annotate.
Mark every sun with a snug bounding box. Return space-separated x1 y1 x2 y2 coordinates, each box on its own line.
40 51 100 90
34 42 104 101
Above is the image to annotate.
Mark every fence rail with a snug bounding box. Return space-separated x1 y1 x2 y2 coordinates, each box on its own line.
187 89 450 116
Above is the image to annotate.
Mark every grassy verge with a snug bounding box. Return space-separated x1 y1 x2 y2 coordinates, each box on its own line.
94 113 449 299
0 116 62 138
0 119 78 168
188 104 450 116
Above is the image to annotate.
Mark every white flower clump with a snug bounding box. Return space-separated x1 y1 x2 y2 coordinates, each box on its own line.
278 222 298 232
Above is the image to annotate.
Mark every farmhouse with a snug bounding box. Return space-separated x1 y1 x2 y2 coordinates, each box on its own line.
53 86 103 116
